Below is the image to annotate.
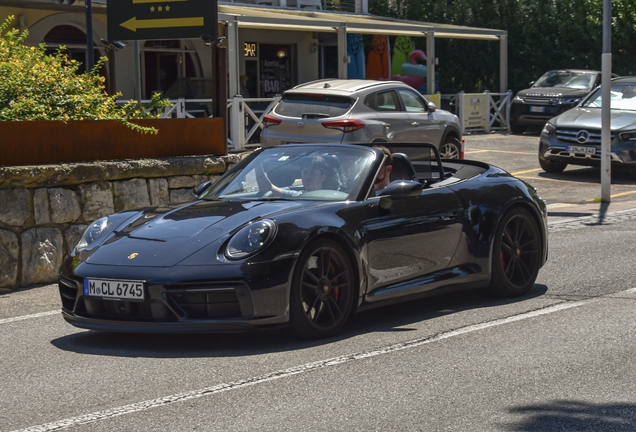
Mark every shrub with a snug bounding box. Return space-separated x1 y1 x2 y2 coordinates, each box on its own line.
0 15 170 133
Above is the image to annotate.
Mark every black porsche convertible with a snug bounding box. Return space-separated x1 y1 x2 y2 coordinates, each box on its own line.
58 143 548 338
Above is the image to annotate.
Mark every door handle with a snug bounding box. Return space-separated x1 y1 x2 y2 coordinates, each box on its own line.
382 123 390 128
411 122 419 126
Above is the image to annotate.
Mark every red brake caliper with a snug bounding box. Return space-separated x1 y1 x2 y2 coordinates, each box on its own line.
329 263 339 301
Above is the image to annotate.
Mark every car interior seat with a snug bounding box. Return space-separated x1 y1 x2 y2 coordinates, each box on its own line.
389 153 418 182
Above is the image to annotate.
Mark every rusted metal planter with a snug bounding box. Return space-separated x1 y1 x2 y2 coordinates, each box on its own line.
0 118 227 166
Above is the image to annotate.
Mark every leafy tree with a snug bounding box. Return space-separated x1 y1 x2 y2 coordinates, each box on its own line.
0 15 169 133
368 0 634 94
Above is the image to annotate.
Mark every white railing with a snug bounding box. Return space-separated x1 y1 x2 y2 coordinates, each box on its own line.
117 98 214 119
126 92 512 152
160 98 214 118
227 96 279 151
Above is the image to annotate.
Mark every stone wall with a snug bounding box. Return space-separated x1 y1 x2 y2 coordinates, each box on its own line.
0 154 245 289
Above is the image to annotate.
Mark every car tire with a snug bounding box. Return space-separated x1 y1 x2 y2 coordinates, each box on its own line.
439 137 461 159
288 238 355 338
489 207 541 297
539 157 567 173
510 122 527 134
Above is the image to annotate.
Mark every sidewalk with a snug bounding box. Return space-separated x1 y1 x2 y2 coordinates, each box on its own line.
547 199 636 224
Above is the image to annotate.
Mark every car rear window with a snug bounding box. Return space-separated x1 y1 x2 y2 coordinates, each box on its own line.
274 94 354 118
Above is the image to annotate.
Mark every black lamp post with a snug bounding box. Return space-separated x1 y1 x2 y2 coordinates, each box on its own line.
85 0 94 71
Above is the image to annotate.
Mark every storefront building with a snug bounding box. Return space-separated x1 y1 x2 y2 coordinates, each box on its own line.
0 0 508 104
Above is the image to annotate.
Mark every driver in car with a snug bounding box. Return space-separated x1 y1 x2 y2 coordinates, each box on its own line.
256 155 328 197
373 145 393 195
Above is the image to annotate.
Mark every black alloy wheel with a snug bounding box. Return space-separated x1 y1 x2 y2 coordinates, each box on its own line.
289 239 354 338
489 207 541 296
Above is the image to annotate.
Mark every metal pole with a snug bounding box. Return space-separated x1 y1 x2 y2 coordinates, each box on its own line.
85 0 94 71
600 0 612 202
426 31 435 95
133 41 141 101
336 25 347 79
500 34 508 93
107 47 116 94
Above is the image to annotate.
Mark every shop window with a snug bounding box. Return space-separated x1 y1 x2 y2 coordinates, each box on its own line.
259 44 293 98
143 40 198 99
44 25 102 76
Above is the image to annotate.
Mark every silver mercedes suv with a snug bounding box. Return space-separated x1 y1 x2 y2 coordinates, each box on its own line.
539 76 636 173
260 79 463 159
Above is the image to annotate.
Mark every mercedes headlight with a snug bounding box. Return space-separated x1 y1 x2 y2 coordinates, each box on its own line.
76 217 109 252
541 122 556 136
225 219 277 259
618 130 636 141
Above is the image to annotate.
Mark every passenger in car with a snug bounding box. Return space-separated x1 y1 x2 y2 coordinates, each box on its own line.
373 145 393 195
256 155 329 197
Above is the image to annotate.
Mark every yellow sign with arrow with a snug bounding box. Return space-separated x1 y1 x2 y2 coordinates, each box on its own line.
120 17 205 32
108 0 216 41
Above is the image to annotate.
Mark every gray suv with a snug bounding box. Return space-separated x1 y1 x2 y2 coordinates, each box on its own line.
260 79 463 159
539 76 636 173
510 69 603 134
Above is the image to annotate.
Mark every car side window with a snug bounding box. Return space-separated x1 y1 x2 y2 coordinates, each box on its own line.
372 91 401 112
398 89 427 113
364 94 377 110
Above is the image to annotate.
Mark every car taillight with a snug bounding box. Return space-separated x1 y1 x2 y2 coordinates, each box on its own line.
262 115 282 128
321 119 365 133
460 139 465 160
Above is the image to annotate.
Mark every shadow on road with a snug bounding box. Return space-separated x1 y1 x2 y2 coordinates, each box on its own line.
538 167 636 185
503 400 636 431
50 284 548 358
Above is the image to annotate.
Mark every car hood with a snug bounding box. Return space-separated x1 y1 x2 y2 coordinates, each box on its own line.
86 199 315 267
551 108 636 131
516 87 591 98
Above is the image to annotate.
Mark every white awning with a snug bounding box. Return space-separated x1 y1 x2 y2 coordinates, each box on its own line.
218 5 504 40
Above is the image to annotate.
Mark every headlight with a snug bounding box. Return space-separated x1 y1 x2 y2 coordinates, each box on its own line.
76 217 109 252
541 122 556 135
513 95 524 102
225 219 277 259
618 130 636 141
558 97 582 105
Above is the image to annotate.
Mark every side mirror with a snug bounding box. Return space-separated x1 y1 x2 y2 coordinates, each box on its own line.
427 101 436 112
379 180 423 197
193 181 213 199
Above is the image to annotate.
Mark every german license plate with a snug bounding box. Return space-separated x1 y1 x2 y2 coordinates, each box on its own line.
83 279 145 301
567 145 596 154
529 106 545 113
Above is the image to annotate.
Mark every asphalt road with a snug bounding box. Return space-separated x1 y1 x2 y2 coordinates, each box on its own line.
463 131 636 206
2 133 636 432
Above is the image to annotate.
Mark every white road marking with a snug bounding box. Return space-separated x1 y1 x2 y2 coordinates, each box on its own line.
10 300 597 432
0 310 59 325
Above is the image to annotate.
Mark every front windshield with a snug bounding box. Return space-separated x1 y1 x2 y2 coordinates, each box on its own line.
206 145 376 201
533 71 595 90
581 82 636 111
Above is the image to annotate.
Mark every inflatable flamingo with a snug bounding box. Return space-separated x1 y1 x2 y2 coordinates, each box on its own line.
391 50 427 88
